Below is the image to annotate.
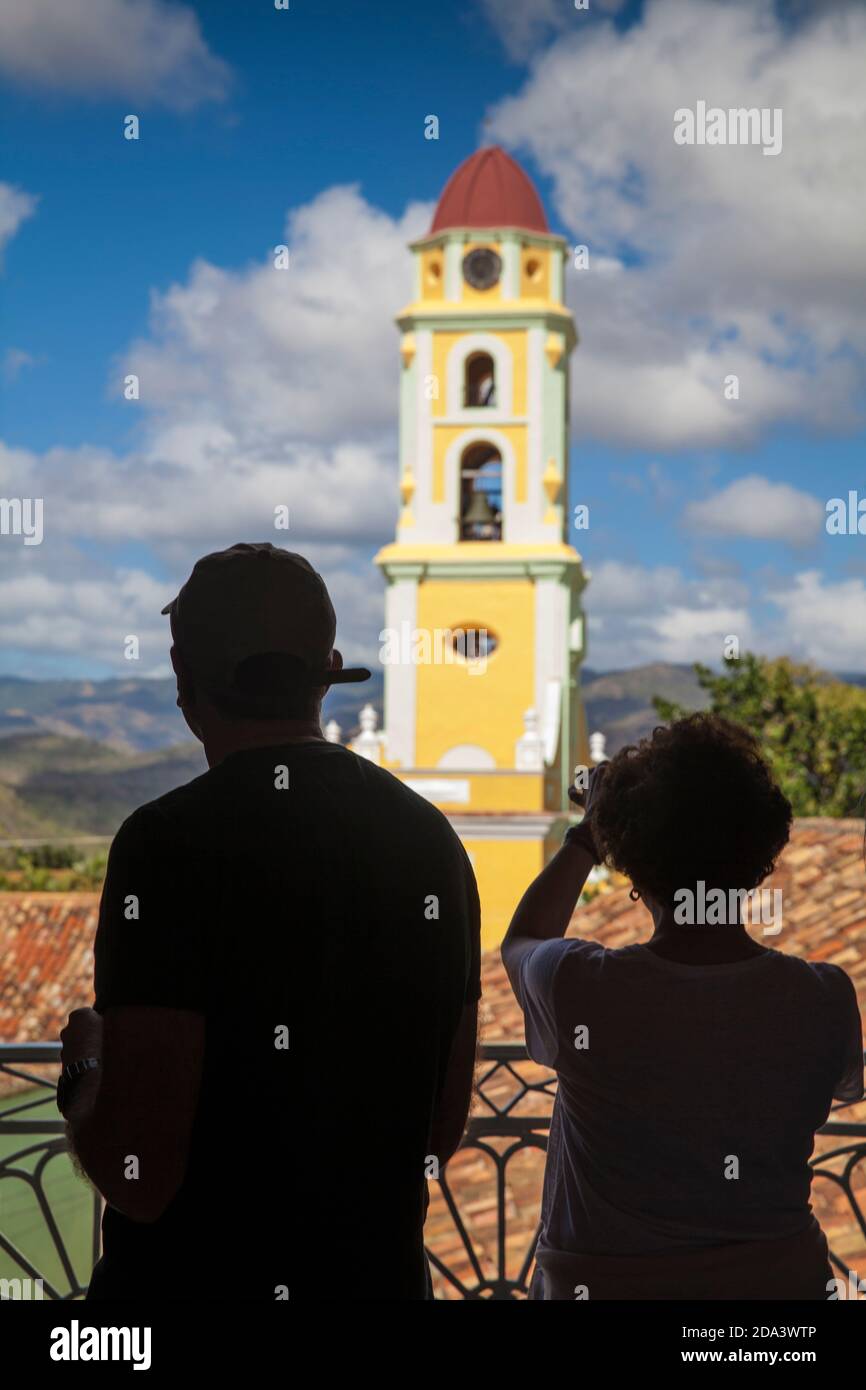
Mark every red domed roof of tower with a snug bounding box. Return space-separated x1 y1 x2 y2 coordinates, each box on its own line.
430 146 549 235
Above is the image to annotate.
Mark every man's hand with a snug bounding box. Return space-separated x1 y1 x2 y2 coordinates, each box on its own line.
65 1006 205 1223
60 1008 103 1066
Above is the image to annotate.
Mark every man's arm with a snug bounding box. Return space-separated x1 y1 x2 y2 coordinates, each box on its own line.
63 1005 204 1223
428 1000 478 1166
64 804 208 1221
429 847 482 1165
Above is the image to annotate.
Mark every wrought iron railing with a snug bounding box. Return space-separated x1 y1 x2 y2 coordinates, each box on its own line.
425 1042 554 1299
0 1044 101 1299
423 1043 866 1300
1 1041 864 1300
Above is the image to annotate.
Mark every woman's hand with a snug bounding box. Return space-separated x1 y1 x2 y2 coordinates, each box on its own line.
568 760 608 816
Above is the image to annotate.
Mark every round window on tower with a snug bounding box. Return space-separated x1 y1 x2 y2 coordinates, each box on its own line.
452 627 499 662
462 247 502 291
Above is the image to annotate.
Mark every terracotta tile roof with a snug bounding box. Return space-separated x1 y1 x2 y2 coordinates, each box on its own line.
429 146 549 235
1 820 865 1295
0 892 97 1045
471 818 866 1039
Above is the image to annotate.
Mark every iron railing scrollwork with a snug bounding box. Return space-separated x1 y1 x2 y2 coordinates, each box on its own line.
1 1041 863 1301
0 1044 102 1300
425 1043 555 1299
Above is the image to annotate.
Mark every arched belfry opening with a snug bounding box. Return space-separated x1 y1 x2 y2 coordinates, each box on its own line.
460 442 502 541
464 352 496 407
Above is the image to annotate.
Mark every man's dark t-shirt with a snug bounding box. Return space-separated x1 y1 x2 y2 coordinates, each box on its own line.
88 740 481 1301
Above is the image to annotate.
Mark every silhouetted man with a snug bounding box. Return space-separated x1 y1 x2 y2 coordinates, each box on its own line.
59 543 481 1300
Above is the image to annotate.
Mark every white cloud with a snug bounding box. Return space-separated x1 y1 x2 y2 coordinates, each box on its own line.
487 0 866 448
0 184 434 676
0 556 170 674
585 559 866 674
683 475 824 546
587 559 753 668
0 437 395 548
1 186 432 548
0 182 37 260
0 431 394 671
479 0 626 61
0 0 230 109
766 571 866 673
123 186 429 448
0 520 385 677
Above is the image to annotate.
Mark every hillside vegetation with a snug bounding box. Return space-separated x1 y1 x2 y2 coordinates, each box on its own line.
653 654 866 817
0 661 860 843
0 733 206 839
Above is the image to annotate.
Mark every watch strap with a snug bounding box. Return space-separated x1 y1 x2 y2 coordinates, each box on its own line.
56 1057 100 1115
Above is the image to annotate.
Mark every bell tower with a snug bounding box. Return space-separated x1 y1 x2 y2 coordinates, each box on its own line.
374 146 589 946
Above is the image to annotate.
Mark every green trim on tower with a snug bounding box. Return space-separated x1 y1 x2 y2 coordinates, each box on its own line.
380 558 586 582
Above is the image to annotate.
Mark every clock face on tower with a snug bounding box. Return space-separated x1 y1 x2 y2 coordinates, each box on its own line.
462 247 502 290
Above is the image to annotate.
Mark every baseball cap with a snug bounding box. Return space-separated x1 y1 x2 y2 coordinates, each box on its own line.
161 543 371 696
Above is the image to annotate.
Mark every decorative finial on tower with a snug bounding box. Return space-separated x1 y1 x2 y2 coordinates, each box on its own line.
590 730 608 765
350 703 384 764
515 707 545 771
324 718 342 744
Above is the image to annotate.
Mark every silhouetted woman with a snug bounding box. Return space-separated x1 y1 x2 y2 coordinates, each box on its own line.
502 714 863 1300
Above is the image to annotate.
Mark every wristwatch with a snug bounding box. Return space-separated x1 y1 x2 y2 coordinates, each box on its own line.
56 1057 100 1116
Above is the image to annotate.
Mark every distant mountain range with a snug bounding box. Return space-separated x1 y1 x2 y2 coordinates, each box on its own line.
0 735 206 840
0 673 381 754
0 674 383 840
0 661 856 841
580 662 709 755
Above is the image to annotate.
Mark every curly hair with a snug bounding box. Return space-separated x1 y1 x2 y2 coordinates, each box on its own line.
591 713 792 907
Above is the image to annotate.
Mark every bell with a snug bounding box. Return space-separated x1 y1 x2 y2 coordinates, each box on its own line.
463 489 496 526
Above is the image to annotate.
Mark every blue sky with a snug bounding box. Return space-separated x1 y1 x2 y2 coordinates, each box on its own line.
2 0 534 451
1 0 865 679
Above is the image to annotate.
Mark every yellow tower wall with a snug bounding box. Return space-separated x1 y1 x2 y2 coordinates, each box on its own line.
414 578 535 769
463 832 563 949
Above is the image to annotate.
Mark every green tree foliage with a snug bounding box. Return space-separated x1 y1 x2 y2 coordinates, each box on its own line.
652 654 866 817
0 845 108 891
